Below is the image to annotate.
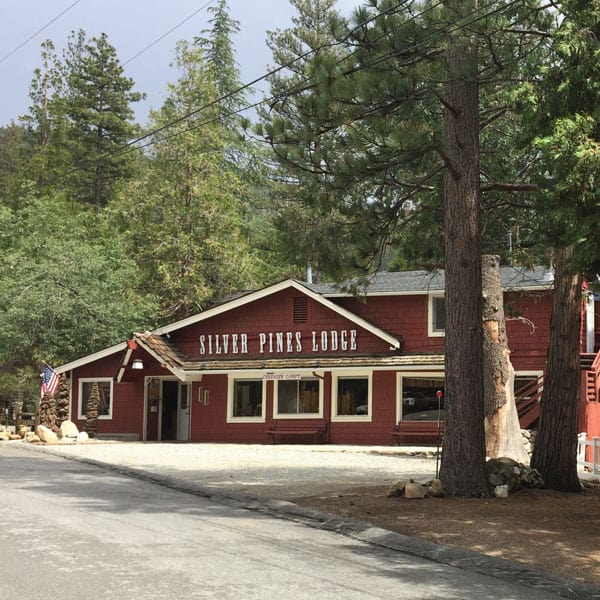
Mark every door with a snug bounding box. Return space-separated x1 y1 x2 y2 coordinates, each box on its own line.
176 383 190 441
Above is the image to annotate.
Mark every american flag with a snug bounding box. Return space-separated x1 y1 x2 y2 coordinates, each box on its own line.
40 364 59 400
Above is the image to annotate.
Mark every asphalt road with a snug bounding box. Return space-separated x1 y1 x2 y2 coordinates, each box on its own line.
0 443 585 599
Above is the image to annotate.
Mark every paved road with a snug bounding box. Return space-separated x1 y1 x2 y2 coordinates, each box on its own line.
2 443 597 599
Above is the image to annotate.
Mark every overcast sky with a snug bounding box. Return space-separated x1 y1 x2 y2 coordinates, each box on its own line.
0 0 362 128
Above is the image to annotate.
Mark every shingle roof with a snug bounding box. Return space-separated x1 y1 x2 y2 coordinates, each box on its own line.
307 265 553 296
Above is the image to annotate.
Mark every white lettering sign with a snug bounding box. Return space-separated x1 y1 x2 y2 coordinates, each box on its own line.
199 329 358 356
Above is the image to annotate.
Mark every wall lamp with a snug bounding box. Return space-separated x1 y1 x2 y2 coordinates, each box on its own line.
132 358 144 370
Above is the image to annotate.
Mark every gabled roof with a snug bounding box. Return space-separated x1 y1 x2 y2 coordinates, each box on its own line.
56 278 401 374
55 341 127 375
152 278 401 348
307 265 554 296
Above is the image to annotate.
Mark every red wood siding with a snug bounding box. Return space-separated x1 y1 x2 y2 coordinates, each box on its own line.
172 288 394 360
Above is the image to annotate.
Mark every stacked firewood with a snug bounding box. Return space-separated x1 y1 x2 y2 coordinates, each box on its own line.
55 375 70 427
85 382 99 438
39 394 58 432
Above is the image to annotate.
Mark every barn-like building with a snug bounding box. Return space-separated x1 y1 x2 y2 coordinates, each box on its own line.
55 266 600 445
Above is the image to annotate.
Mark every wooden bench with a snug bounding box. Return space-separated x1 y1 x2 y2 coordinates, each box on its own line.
267 421 328 444
391 420 444 446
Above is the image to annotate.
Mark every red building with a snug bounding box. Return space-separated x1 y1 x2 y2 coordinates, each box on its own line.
55 266 600 445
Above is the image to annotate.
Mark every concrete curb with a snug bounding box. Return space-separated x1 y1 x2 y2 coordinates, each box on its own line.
19 442 600 600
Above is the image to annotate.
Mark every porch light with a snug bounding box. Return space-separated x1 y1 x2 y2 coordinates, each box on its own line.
132 358 144 370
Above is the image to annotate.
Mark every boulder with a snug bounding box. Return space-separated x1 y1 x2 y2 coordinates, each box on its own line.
405 483 427 499
387 481 408 497
0 431 10 441
494 484 509 498
76 431 89 443
428 479 445 497
18 425 30 438
24 432 41 443
485 456 544 495
36 424 58 444
59 420 79 439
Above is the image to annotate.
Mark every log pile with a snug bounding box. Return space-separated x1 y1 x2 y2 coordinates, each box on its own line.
39 394 58 432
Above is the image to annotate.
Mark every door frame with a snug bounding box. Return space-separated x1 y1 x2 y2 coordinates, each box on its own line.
143 377 192 441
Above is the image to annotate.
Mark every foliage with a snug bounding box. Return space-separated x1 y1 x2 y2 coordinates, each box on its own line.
22 32 145 210
0 191 157 368
112 40 258 321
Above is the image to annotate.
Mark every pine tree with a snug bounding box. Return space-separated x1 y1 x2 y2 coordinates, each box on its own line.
115 40 257 320
59 30 144 210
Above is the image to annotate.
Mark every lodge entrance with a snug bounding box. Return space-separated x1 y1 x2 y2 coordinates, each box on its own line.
145 379 190 441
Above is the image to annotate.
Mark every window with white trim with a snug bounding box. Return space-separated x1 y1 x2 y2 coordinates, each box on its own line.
399 375 445 422
227 376 266 422
78 378 113 420
274 377 322 417
428 294 445 336
332 372 372 421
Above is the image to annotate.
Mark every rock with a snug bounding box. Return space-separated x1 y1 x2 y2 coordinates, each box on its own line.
494 484 509 498
76 431 89 443
0 431 10 441
59 420 79 439
36 424 58 444
428 479 445 497
387 481 407 497
405 483 427 499
18 425 30 438
9 434 21 440
24 432 41 443
486 457 522 492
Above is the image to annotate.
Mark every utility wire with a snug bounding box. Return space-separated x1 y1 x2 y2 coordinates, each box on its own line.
62 0 537 173
0 0 83 65
122 0 216 66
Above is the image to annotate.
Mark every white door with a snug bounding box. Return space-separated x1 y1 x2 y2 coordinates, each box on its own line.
176 383 190 441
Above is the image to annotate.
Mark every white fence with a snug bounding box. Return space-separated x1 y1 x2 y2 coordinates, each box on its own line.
577 433 600 474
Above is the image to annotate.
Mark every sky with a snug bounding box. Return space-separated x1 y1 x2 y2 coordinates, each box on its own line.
0 0 362 128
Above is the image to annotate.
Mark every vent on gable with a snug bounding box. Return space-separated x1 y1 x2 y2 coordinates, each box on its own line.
293 296 308 323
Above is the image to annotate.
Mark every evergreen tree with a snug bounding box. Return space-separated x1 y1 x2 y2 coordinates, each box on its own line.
114 40 257 320
61 30 144 210
260 0 553 494
514 0 600 490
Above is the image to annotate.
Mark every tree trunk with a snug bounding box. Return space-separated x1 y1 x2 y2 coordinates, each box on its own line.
531 246 582 491
439 0 488 497
482 254 529 463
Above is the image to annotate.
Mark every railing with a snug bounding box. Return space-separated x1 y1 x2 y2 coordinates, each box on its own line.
577 433 600 474
586 350 600 403
515 375 544 428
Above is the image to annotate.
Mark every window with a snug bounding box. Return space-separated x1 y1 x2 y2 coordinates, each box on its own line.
398 375 444 422
78 379 113 420
275 377 321 417
227 376 265 422
332 372 371 421
428 295 445 336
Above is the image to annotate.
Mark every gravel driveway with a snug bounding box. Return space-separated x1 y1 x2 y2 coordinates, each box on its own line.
32 442 438 499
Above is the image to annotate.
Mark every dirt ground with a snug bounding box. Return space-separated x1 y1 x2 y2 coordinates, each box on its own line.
293 479 600 588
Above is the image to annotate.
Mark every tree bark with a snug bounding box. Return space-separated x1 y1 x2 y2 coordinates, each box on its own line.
439 0 489 497
531 246 582 491
482 254 529 463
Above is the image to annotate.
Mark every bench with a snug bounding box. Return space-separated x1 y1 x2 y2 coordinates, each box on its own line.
267 421 328 444
391 420 444 446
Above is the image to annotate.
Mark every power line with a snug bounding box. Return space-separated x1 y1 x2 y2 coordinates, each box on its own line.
122 0 216 66
0 0 83 65
58 0 537 175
